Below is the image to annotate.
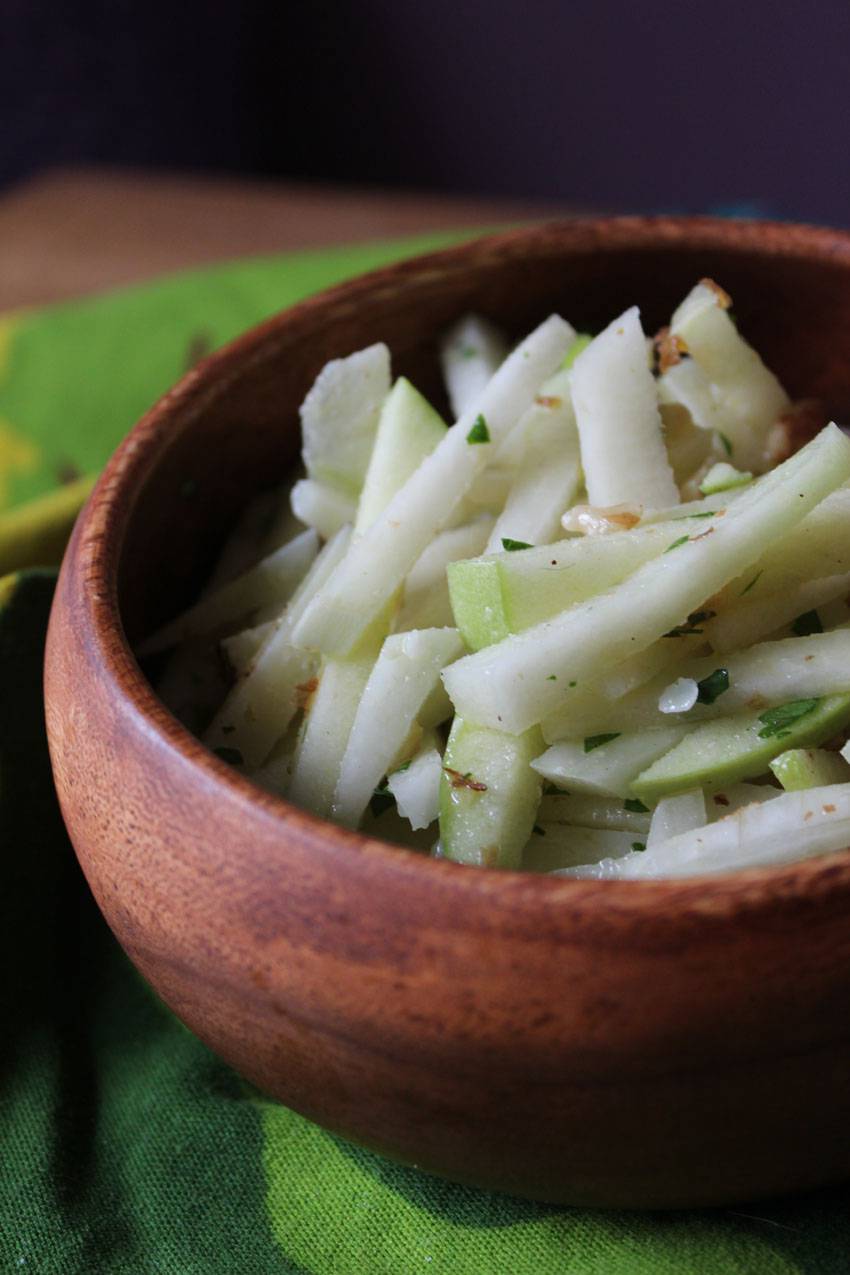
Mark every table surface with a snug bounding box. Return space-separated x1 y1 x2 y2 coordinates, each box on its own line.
0 168 578 312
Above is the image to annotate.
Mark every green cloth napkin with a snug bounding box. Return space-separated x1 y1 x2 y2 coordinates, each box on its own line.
2 239 849 1275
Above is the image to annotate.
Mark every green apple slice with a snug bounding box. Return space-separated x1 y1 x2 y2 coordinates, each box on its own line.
631 694 850 803
769 748 850 791
442 425 850 734
439 718 543 868
355 377 447 532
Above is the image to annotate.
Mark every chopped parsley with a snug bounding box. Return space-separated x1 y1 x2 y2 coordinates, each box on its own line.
213 746 244 766
673 510 716 520
569 680 577 687
664 609 716 638
696 667 730 704
584 732 621 753
392 759 412 774
740 569 763 596
719 432 734 457
546 674 557 681
459 344 478 359
466 414 490 444
757 699 820 739
624 798 649 813
664 535 690 553
501 537 533 551
631 841 647 852
791 609 823 637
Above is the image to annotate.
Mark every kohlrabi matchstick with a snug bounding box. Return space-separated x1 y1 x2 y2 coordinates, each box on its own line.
292 315 575 656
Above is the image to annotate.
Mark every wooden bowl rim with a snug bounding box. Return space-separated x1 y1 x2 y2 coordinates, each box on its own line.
69 214 850 923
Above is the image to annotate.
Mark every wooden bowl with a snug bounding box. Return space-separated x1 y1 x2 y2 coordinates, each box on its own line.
44 218 850 1208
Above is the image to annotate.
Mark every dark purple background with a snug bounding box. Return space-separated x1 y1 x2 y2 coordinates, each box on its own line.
3 0 849 224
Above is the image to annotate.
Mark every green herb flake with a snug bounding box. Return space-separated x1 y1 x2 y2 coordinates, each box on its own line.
533 824 546 836
583 732 621 753
466 413 490 444
664 608 716 638
213 746 244 766
569 680 577 687
791 609 823 637
664 535 690 553
673 510 716 520
757 699 820 739
501 537 533 551
719 432 734 457
696 667 730 705
546 674 557 681
459 344 478 360
740 569 763 596
392 759 412 774
624 798 649 813
631 841 647 852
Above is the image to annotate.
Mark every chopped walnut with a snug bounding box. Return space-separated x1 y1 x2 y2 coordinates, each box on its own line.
561 503 643 535
654 326 688 374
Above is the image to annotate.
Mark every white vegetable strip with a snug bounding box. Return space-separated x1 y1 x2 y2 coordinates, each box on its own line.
538 793 650 834
396 516 494 633
558 628 850 737
448 515 721 652
332 628 464 829
290 478 357 539
292 315 575 656
560 785 850 879
486 369 581 551
288 640 383 820
646 789 707 849
713 488 850 604
706 782 779 819
300 342 390 494
706 572 850 652
530 728 685 799
204 526 352 766
140 528 319 655
221 621 275 674
523 825 639 873
440 313 510 418
386 734 443 831
658 358 729 435
571 307 678 510
541 636 709 744
355 377 446 533
670 283 789 471
442 426 850 734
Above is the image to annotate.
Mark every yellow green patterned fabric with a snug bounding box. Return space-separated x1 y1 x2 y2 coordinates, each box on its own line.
2 241 849 1274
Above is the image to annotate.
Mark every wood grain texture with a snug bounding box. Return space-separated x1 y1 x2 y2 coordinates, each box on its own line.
0 167 574 310
45 217 850 1206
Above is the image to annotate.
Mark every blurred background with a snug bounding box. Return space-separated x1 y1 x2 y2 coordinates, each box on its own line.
1 0 849 306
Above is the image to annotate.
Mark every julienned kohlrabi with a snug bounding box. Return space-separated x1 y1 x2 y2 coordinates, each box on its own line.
141 282 850 880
